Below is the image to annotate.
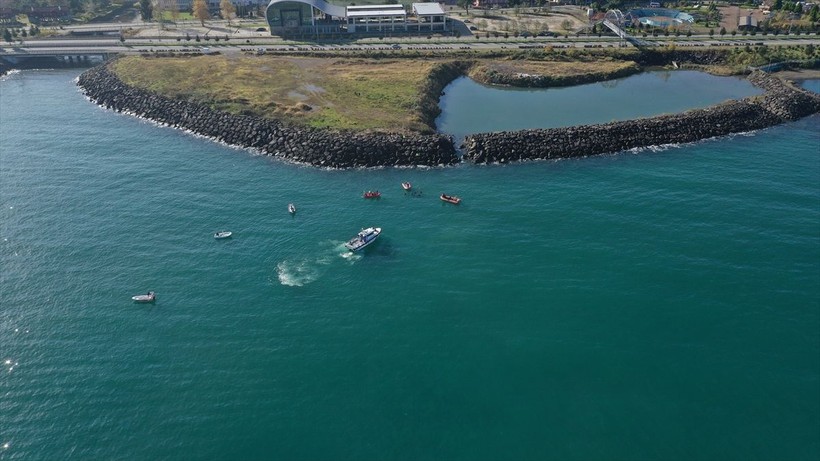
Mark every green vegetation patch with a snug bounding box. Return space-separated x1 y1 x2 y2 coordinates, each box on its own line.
470 58 638 82
112 55 437 132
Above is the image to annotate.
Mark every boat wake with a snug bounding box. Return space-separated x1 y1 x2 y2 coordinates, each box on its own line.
275 241 358 286
276 259 323 287
338 243 363 263
1 69 21 81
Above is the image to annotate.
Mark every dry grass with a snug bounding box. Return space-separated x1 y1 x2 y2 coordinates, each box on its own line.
469 58 637 79
113 55 438 132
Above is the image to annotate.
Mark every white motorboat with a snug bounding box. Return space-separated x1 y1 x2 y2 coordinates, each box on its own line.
440 193 461 205
214 231 232 239
132 291 156 303
288 203 296 214
344 227 382 252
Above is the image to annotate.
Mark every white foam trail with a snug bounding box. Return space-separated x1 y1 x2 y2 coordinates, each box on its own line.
335 242 362 263
340 250 362 263
276 260 319 287
1 69 21 81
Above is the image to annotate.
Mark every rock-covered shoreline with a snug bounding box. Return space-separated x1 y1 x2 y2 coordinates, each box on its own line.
462 71 820 164
77 63 459 168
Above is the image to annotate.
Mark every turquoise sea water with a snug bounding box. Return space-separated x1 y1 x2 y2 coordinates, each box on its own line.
1 70 819 460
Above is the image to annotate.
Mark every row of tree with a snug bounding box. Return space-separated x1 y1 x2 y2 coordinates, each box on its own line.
1 0 112 17
771 0 812 15
2 25 42 42
138 0 236 26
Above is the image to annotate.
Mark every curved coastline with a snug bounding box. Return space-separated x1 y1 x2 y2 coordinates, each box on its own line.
462 71 820 164
77 62 458 168
77 60 820 168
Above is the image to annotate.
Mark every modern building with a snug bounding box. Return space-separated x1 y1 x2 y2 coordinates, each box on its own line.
413 2 447 32
624 8 694 28
346 4 407 33
738 15 758 29
265 0 450 35
265 0 345 34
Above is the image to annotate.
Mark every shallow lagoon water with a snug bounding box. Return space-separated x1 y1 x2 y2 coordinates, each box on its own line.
1 69 818 460
436 70 763 142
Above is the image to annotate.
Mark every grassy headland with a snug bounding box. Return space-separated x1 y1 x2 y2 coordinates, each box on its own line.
113 55 441 132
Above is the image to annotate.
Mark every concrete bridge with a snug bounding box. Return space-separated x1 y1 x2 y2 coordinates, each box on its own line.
602 10 655 48
0 51 115 70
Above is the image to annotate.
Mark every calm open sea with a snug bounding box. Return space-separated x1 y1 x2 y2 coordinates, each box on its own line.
1 69 818 460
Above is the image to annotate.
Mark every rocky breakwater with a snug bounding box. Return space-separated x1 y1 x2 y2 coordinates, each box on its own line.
77 63 458 168
463 71 820 164
473 63 641 89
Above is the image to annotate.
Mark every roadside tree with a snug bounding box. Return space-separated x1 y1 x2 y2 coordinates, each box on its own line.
193 0 210 26
139 0 152 21
152 0 166 27
169 0 180 23
810 5 819 22
560 19 573 33
220 0 236 25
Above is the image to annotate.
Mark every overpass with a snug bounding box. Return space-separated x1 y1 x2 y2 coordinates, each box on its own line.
602 10 654 48
0 50 115 69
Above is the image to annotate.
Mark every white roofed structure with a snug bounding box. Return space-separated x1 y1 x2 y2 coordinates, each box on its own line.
346 4 408 33
346 4 405 11
412 2 445 15
412 2 447 31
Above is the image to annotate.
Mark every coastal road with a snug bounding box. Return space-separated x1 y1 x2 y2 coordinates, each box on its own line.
3 33 820 56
